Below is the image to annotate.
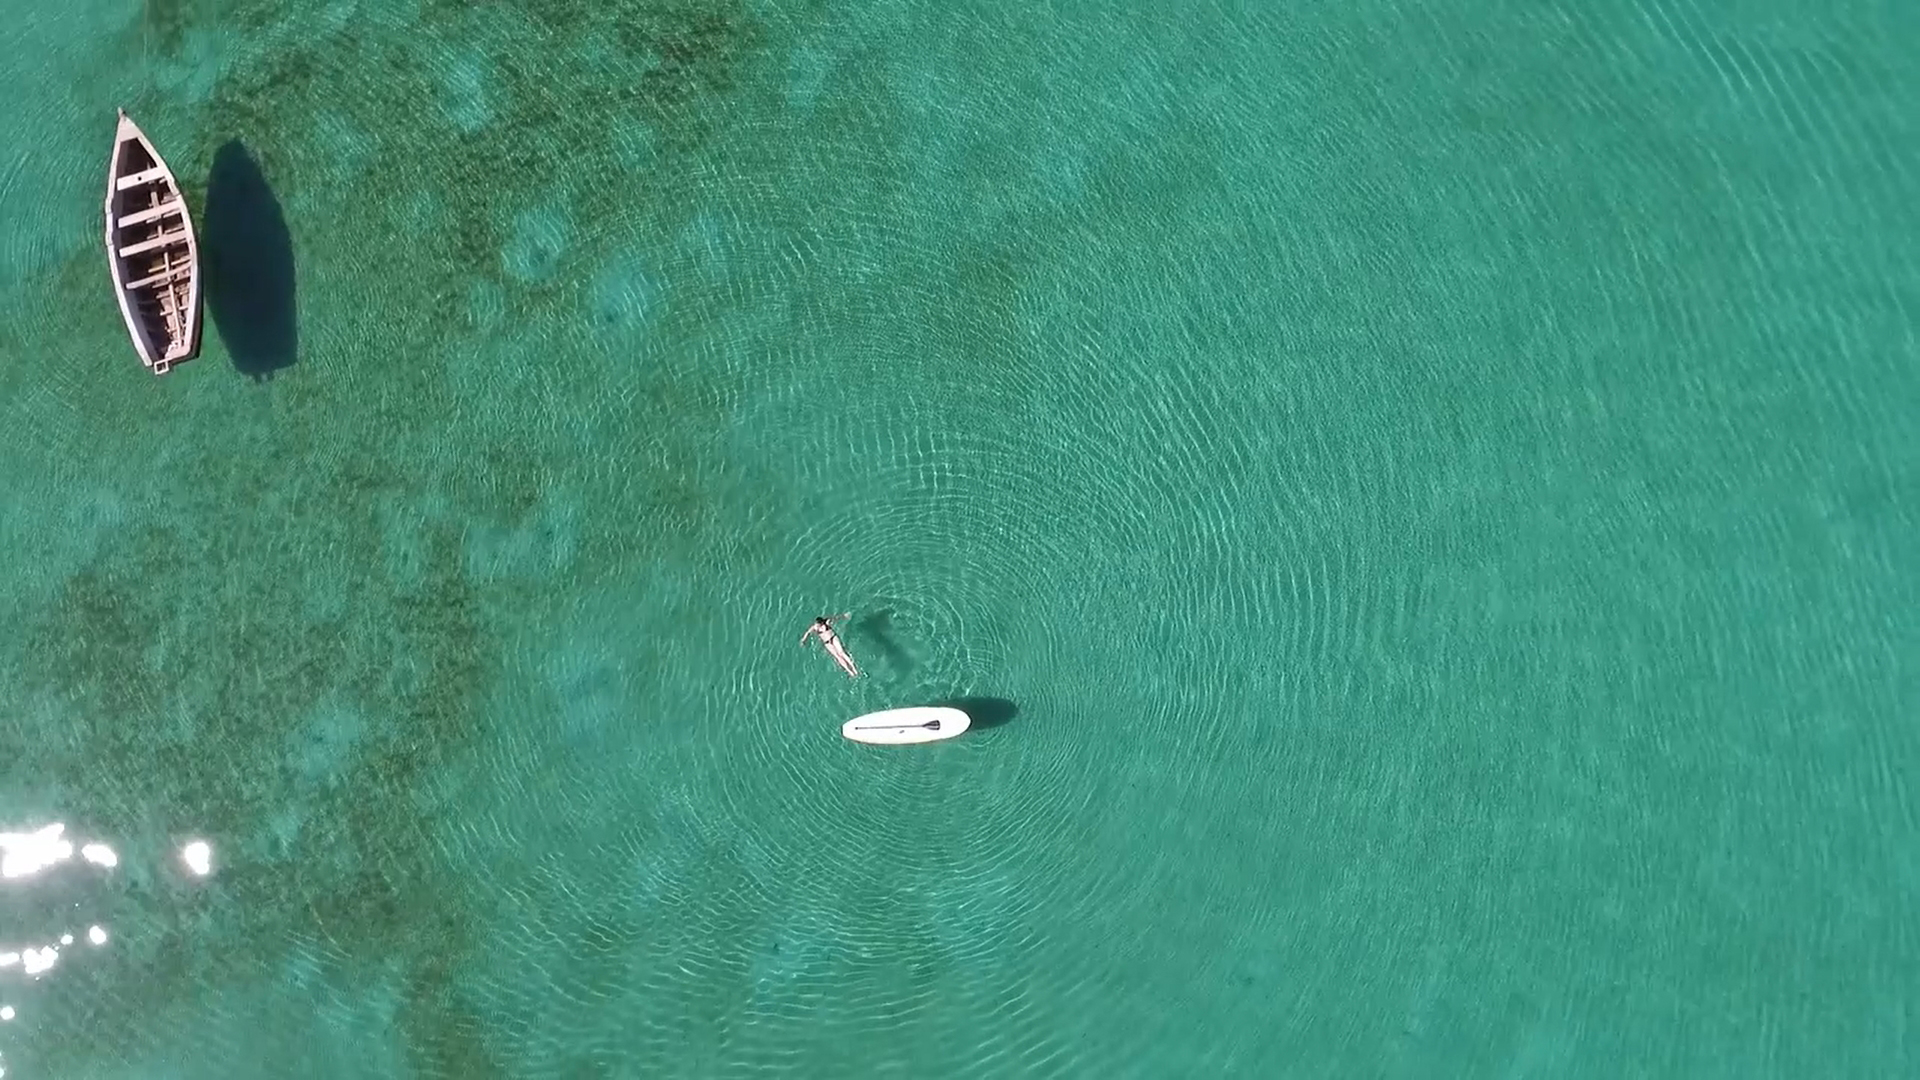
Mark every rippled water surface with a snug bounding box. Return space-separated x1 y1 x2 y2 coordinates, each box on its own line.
1 0 1915 1076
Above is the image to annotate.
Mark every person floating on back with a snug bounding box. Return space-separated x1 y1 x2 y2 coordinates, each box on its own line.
801 613 860 679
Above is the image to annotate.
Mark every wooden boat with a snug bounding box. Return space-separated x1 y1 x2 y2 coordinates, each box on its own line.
104 110 201 374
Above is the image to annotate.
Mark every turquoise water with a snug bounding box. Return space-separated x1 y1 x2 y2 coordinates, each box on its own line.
2 0 1916 1075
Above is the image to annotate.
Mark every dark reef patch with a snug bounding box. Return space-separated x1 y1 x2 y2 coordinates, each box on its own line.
20 0 810 1071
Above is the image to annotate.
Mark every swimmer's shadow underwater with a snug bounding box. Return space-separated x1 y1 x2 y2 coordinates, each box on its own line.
851 609 915 674
838 611 1020 730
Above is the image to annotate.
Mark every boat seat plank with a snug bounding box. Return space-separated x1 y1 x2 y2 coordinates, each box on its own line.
118 230 189 258
117 199 184 229
125 270 183 292
134 289 182 309
115 165 169 191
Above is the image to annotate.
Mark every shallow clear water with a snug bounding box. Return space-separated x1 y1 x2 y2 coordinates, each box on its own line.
1 0 1915 1075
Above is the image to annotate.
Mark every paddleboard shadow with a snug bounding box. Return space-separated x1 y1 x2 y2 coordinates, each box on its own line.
932 696 1017 729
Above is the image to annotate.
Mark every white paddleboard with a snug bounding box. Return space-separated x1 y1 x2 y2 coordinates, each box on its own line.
841 706 971 746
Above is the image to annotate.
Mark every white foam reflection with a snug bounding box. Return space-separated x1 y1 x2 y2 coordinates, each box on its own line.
0 824 73 880
1 825 122 881
0 822 128 1005
0 926 112 984
181 840 212 877
20 948 56 976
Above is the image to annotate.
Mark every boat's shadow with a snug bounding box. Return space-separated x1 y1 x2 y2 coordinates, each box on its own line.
203 140 297 379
